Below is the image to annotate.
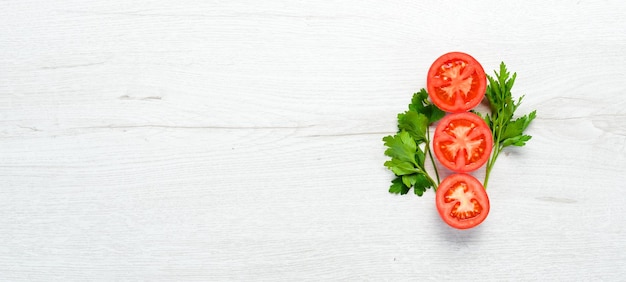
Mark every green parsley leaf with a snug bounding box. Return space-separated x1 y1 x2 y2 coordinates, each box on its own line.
402 174 418 187
389 177 410 195
409 89 445 124
383 131 417 165
501 110 537 142
413 174 432 196
384 158 417 175
398 111 428 142
408 89 429 112
502 134 532 147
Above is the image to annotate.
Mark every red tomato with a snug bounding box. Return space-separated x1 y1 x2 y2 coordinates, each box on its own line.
433 112 492 172
436 174 490 229
426 52 486 113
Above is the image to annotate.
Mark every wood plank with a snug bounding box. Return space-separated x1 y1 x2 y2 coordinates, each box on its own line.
1 0 625 280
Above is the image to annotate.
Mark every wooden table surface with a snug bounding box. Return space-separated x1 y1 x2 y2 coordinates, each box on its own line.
2 1 626 280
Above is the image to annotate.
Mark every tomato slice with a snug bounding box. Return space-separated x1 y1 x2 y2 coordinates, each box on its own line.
426 52 486 113
436 174 489 229
433 112 492 172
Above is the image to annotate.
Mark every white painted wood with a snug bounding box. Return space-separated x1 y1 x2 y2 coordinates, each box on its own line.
1 0 625 280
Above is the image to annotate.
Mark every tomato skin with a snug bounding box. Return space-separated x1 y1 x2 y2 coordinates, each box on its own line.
433 112 493 173
426 52 486 113
436 174 489 229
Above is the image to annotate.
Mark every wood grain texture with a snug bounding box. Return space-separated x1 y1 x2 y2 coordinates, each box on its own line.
1 0 626 280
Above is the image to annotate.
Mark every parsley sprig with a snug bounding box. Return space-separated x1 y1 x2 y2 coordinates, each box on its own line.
383 89 445 196
481 63 536 188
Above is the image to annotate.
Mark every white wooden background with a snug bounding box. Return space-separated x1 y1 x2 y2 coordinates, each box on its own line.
1 1 626 280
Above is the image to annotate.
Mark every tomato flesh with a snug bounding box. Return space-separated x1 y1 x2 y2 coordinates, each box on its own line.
436 174 489 229
427 52 486 113
433 112 492 172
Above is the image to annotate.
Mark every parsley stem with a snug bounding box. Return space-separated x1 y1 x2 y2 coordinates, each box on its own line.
484 147 499 189
484 110 506 189
485 146 503 188
484 167 491 188
426 129 440 186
